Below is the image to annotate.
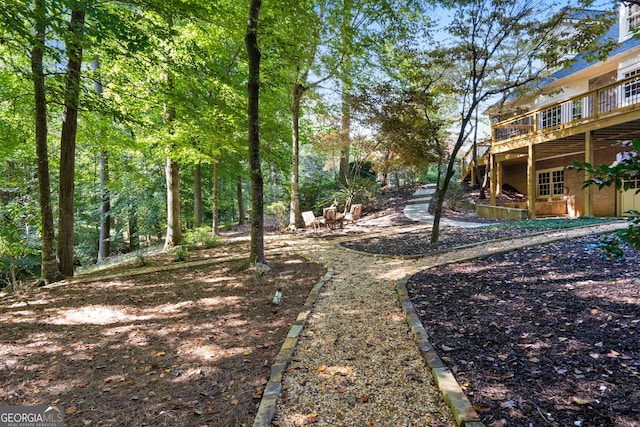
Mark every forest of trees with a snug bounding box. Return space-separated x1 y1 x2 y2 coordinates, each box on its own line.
0 0 619 286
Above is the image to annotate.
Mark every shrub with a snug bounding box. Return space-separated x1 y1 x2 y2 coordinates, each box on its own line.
572 139 640 257
314 177 380 213
182 226 221 249
443 179 467 210
299 174 341 213
173 246 188 262
0 199 40 288
266 202 288 230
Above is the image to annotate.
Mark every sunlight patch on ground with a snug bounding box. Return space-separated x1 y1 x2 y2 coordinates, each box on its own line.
177 342 252 362
376 265 417 281
195 296 243 307
201 276 239 285
3 297 54 309
47 305 155 325
0 309 36 323
571 278 640 305
42 297 243 326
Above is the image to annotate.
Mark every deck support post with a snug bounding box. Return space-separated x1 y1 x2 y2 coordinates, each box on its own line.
527 143 536 219
496 160 503 196
584 130 594 216
489 153 497 205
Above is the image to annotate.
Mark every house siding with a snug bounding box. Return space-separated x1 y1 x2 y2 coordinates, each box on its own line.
536 148 620 217
498 145 626 217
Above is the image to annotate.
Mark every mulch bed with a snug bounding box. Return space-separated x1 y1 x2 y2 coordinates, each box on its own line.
341 226 527 256
0 249 326 427
406 236 640 427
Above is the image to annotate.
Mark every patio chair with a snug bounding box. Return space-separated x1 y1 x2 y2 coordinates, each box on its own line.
344 204 362 224
302 211 320 230
320 207 337 229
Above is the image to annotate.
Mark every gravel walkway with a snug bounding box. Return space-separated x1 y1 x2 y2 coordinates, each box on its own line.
261 221 627 427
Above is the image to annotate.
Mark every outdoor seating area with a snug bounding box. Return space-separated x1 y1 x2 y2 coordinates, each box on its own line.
302 204 363 231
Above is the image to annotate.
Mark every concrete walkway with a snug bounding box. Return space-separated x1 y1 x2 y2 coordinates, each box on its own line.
255 219 628 426
403 183 489 228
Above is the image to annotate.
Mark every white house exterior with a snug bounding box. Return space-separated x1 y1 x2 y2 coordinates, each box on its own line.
462 5 640 219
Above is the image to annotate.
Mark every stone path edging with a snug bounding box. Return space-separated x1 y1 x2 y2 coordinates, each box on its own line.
336 220 627 261
396 276 483 427
253 267 334 427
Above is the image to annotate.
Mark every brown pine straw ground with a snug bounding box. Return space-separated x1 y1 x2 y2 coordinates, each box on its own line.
0 247 326 427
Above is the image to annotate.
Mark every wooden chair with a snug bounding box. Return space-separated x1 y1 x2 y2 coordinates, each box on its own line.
344 204 362 224
302 211 320 230
320 207 338 229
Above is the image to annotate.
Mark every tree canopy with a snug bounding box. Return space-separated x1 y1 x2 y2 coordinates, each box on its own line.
0 0 626 285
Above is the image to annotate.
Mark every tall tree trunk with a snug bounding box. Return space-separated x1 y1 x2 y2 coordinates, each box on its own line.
57 7 86 277
339 89 351 186
194 163 203 228
163 15 181 251
237 175 244 225
246 0 265 264
94 59 111 264
430 142 461 246
289 83 306 228
97 151 111 263
31 0 61 284
164 156 181 249
128 202 139 251
212 160 220 235
193 163 202 228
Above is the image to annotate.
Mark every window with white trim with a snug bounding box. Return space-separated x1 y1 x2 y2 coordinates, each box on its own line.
538 168 565 197
625 178 640 190
539 105 562 129
624 68 640 101
629 4 640 31
572 99 583 121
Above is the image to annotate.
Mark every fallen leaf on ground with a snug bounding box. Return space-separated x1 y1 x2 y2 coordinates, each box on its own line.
572 396 596 405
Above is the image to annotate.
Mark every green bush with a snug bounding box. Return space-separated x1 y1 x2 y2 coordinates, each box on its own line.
0 199 40 288
182 226 221 249
267 201 288 230
299 174 341 213
173 246 188 262
314 177 380 213
571 139 640 257
443 179 466 209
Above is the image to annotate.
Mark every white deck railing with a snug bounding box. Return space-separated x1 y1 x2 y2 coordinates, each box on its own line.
493 73 640 145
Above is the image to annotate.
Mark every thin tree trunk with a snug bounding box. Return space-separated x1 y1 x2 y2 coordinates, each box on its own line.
430 145 460 246
94 59 111 264
246 0 265 264
482 160 491 195
97 151 111 263
57 7 86 277
31 0 61 284
289 83 306 228
339 88 351 185
163 15 181 251
194 163 203 228
212 160 220 235
164 156 181 249
237 175 244 225
128 203 139 251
